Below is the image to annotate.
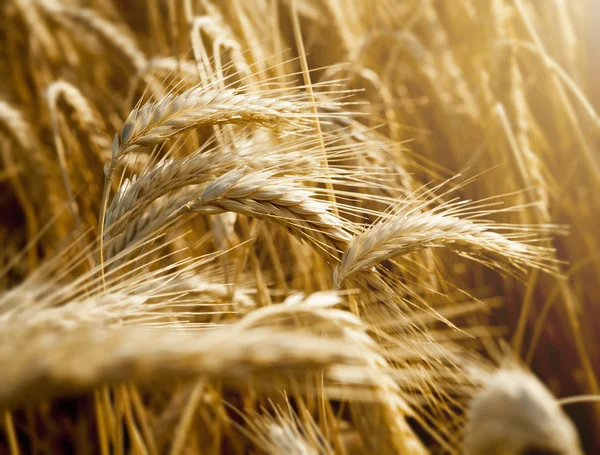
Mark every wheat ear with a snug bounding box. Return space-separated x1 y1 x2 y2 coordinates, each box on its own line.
464 366 582 455
98 85 335 276
241 401 334 455
243 292 430 454
182 169 353 261
0 293 371 410
336 200 561 286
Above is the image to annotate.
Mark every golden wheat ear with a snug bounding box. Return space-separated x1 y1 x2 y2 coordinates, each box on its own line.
464 366 583 455
336 191 564 287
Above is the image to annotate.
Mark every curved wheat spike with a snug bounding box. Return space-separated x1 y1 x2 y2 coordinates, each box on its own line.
188 15 217 84
182 169 353 262
98 85 339 277
103 130 376 260
104 150 233 236
183 4 253 83
46 80 112 154
116 85 324 158
336 197 562 287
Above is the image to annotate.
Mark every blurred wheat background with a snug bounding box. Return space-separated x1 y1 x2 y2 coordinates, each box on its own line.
0 0 598 454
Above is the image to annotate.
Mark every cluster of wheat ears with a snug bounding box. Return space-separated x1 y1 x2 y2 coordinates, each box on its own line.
0 0 598 454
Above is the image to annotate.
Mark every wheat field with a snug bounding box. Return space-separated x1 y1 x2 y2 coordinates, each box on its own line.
0 0 598 454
